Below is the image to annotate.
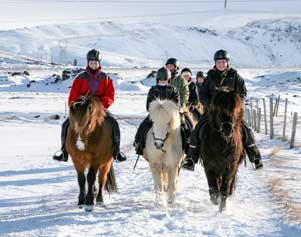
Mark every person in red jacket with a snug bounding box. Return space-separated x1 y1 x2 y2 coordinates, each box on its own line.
53 49 126 162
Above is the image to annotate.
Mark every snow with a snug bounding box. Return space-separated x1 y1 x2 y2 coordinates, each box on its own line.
0 68 301 236
0 1 301 236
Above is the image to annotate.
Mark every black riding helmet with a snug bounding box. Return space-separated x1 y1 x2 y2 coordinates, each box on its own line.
156 67 171 83
165 58 180 70
214 49 230 61
87 49 102 62
196 71 204 78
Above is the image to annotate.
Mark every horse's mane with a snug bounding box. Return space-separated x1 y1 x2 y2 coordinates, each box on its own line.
148 99 181 130
209 87 243 123
70 96 106 136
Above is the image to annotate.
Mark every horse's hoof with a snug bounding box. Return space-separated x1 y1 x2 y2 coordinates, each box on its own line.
167 195 175 205
78 204 84 209
219 204 226 212
85 205 94 212
96 202 106 207
210 196 219 205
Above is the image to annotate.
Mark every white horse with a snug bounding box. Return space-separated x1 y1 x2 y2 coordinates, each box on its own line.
143 99 184 205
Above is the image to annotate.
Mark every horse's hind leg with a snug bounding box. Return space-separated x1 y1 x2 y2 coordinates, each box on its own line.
77 171 86 207
85 166 97 210
96 161 112 206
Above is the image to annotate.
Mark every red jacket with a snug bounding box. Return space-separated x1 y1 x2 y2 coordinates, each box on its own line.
68 67 115 109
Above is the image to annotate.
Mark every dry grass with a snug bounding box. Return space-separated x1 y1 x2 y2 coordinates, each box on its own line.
269 178 301 225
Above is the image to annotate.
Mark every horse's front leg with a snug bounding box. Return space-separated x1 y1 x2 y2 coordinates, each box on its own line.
77 171 86 207
150 164 163 206
204 168 219 205
219 174 233 212
85 166 97 211
166 166 178 204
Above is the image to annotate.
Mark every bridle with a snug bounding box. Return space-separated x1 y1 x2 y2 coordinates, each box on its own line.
152 130 170 153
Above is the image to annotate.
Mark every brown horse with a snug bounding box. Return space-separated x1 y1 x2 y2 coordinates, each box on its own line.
66 95 117 211
199 88 245 212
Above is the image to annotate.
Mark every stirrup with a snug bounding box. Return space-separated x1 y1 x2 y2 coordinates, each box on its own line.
52 150 68 162
182 158 195 171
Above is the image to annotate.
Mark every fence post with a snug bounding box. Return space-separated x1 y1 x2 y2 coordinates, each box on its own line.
270 97 274 139
246 108 250 126
250 102 253 128
276 95 280 116
290 112 298 148
282 98 288 141
263 98 267 134
253 109 257 131
257 107 261 133
248 109 252 128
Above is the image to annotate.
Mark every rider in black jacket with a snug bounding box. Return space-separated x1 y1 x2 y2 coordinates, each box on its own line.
134 67 179 155
183 49 263 171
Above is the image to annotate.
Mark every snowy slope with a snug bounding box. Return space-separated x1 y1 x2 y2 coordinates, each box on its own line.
0 1 301 68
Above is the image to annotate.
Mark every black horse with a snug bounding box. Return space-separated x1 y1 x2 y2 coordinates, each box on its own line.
199 88 245 212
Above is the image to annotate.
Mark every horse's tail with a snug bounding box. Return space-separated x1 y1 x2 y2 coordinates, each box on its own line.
105 163 118 193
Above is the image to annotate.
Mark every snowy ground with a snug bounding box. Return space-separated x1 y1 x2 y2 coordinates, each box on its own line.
0 68 300 237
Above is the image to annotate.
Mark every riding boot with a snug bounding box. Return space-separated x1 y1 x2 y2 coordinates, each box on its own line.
53 118 69 162
133 116 152 155
242 122 263 169
182 157 195 171
106 113 127 162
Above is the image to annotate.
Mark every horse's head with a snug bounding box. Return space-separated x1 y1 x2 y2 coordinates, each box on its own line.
69 95 106 136
148 99 180 151
209 87 243 138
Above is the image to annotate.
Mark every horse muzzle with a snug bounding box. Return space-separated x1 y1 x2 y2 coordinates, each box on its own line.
154 141 164 150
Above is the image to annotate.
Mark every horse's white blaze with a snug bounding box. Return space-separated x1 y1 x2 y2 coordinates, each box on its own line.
144 99 184 205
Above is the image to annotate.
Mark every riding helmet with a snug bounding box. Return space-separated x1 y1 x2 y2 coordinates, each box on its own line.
214 49 230 61
165 58 180 69
156 67 171 82
87 49 102 62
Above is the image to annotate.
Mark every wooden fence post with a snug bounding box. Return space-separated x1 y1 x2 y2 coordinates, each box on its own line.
257 108 261 133
270 97 274 139
263 98 267 134
253 109 257 131
276 95 280 116
250 102 253 128
290 112 298 148
282 98 288 141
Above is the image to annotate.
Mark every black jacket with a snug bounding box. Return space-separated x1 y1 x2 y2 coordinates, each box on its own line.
188 81 198 106
198 67 247 109
146 85 179 111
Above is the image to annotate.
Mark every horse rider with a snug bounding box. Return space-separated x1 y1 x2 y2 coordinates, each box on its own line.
195 71 205 94
165 58 193 151
181 67 202 121
183 49 263 171
133 67 180 155
53 49 127 162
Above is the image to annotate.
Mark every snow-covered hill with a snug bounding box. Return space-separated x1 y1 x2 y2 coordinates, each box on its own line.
1 17 301 68
0 0 301 68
